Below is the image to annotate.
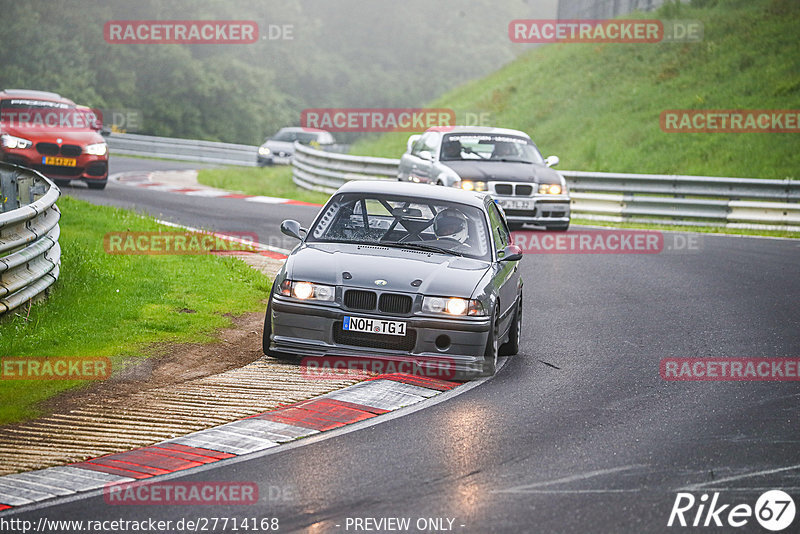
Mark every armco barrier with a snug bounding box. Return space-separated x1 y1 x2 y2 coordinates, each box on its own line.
106 132 350 167
107 132 260 166
291 143 800 231
0 163 61 315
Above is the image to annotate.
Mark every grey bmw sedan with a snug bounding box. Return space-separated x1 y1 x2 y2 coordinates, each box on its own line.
263 181 523 378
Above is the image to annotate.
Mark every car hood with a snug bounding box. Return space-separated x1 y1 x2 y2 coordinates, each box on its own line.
285 243 491 298
1 125 104 145
442 160 562 184
263 140 295 152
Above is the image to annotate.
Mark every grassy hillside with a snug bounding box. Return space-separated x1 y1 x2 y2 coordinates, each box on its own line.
352 0 799 179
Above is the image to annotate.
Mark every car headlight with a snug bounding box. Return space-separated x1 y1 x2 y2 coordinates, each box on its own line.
85 142 107 156
422 296 485 316
280 279 335 302
258 146 271 156
1 134 32 149
538 183 562 195
460 180 487 192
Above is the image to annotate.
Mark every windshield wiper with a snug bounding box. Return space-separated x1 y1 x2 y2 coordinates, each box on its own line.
381 241 464 257
493 158 533 164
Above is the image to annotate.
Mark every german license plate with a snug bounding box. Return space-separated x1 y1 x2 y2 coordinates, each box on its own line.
42 156 77 167
497 198 535 210
343 316 407 336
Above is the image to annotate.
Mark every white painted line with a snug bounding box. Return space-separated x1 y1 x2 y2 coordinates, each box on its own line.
216 419 318 442
0 474 76 495
244 196 292 204
0 480 55 503
695 487 800 492
494 489 641 494
55 466 136 483
181 189 232 197
682 464 800 491
0 490 33 506
323 380 427 411
492 465 647 494
373 380 443 399
165 428 280 455
5 469 110 494
133 184 179 192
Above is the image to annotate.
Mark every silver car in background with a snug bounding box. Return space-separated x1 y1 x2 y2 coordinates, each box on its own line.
398 126 570 230
257 127 336 166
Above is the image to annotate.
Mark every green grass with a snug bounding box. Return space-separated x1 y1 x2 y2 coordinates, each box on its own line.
197 165 330 205
351 0 800 180
0 196 271 425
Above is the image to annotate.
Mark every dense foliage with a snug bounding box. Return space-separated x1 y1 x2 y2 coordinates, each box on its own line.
0 0 538 144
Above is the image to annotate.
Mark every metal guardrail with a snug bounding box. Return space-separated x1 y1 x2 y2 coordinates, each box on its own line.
107 132 350 167
0 163 61 315
107 132 260 166
291 143 800 231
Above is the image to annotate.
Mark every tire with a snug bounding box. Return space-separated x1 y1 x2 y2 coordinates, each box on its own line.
481 312 499 376
545 221 570 231
262 293 297 361
499 296 522 356
86 180 107 190
436 180 444 186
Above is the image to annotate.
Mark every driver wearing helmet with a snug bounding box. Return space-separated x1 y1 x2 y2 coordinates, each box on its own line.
433 208 470 246
491 141 517 159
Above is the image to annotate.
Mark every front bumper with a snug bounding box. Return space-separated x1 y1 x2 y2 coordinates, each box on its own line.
495 194 571 224
2 150 108 181
269 296 491 378
257 151 292 166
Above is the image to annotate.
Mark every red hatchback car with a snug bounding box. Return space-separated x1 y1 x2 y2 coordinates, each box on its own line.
0 89 109 189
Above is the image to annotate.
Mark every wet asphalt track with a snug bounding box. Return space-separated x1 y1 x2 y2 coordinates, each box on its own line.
6 156 800 533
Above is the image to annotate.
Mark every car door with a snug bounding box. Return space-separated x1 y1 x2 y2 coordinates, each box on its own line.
486 200 520 334
400 131 438 184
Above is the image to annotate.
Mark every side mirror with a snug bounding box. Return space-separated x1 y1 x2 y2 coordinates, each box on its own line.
406 134 421 153
544 155 560 167
280 219 306 240
498 244 523 262
418 150 433 161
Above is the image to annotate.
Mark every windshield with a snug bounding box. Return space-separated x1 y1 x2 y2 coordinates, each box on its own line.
308 192 491 261
0 99 93 131
440 133 544 164
270 130 297 142
295 132 320 144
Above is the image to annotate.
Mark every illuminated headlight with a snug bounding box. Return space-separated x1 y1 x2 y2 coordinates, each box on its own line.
1 134 32 149
422 296 485 316
258 146 271 156
538 183 562 195
280 279 334 301
85 142 107 156
460 180 487 192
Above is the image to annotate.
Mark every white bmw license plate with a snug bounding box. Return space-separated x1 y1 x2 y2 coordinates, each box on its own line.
343 316 407 336
497 198 535 210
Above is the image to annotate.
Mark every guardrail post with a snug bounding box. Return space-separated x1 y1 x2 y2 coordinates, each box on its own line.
1 168 20 212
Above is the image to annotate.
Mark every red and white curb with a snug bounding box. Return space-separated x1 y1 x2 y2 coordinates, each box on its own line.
113 171 321 207
154 219 292 259
0 373 459 511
